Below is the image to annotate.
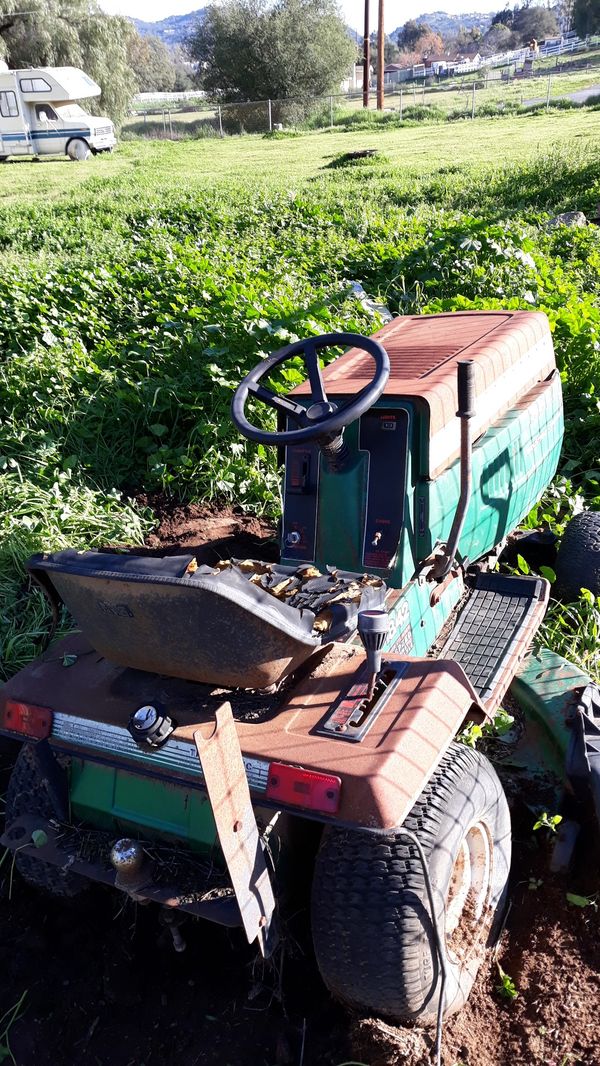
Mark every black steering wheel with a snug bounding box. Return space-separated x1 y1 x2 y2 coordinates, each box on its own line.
231 332 390 446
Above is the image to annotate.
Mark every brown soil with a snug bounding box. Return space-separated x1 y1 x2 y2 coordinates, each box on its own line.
139 495 279 564
1 501 599 1066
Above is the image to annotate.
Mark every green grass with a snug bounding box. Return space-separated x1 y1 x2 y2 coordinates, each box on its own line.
0 111 598 679
2 108 599 204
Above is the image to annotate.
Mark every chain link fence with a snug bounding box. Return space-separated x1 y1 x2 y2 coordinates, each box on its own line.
123 38 600 141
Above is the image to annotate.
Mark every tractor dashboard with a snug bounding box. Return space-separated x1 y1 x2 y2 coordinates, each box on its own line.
282 405 409 571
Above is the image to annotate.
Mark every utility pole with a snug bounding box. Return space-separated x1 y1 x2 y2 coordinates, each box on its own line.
362 0 370 108
377 0 384 110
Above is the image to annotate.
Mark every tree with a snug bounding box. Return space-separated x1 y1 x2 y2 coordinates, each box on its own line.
128 32 177 93
481 22 515 52
397 19 431 50
368 31 399 68
451 25 483 55
172 46 193 91
492 8 515 28
511 5 560 43
0 0 135 121
572 0 600 35
415 30 444 58
188 0 356 102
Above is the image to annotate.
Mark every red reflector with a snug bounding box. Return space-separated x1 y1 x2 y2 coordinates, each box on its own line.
266 762 341 814
1 700 53 739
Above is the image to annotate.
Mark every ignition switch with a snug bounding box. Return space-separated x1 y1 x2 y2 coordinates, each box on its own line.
128 704 174 748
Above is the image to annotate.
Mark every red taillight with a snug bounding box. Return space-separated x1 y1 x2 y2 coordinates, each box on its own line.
266 762 341 814
1 700 53 739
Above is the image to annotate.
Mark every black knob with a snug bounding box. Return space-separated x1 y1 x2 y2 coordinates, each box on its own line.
457 360 475 418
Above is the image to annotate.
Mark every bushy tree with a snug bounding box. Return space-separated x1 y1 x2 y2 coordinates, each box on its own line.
451 25 483 55
128 32 176 93
572 0 600 35
512 5 560 43
0 0 135 121
189 0 356 101
397 19 431 49
492 8 515 28
482 21 514 52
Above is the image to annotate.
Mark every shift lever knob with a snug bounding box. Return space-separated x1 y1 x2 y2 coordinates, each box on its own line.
358 610 390 696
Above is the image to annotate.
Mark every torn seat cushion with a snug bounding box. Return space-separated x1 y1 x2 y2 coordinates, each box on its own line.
27 550 385 689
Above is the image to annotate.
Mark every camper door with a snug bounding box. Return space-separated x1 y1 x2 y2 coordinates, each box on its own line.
0 86 32 155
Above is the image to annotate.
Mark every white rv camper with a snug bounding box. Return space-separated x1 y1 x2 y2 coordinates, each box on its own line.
0 64 116 161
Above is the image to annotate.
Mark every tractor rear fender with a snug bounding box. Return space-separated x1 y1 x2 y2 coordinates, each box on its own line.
260 650 487 832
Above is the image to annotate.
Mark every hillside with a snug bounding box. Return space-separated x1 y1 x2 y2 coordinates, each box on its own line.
132 9 205 44
392 10 494 38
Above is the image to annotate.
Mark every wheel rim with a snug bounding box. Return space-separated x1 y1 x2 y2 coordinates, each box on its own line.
445 821 493 958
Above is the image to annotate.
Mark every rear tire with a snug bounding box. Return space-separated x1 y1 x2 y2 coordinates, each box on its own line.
555 511 600 601
311 743 511 1024
5 744 87 898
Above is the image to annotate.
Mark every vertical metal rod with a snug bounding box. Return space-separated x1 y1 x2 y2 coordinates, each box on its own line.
377 0 384 110
546 73 551 109
433 360 475 580
268 98 272 132
362 0 370 108
330 94 333 128
218 105 223 137
471 81 476 118
413 82 416 104
168 111 173 139
399 87 403 119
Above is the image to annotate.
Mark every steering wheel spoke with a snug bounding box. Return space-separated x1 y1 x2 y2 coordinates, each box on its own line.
302 338 329 408
247 381 309 424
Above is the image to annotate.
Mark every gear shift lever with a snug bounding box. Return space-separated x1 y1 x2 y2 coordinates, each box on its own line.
358 610 390 699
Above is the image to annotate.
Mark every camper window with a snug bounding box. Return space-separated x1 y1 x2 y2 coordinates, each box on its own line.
19 78 52 93
35 104 58 121
0 91 18 118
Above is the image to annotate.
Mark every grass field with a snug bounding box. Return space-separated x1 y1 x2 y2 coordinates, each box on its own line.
0 109 599 679
3 107 600 201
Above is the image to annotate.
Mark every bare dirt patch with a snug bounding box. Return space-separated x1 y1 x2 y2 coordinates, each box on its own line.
140 495 279 564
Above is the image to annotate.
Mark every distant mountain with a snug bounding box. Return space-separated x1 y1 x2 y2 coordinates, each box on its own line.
392 11 494 39
132 9 205 45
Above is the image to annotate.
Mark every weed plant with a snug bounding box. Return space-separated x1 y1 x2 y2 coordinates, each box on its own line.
0 129 598 678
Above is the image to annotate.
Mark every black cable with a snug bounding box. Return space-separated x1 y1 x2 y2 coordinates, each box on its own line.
394 828 447 1066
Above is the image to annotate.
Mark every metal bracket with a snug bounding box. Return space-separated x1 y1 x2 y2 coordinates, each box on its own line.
194 703 277 957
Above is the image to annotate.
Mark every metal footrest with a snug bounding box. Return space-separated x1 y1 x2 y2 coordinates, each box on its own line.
441 573 549 709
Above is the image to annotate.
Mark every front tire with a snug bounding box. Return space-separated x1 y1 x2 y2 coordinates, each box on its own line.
311 743 511 1024
67 138 91 162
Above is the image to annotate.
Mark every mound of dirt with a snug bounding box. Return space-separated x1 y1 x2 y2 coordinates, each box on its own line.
140 496 279 564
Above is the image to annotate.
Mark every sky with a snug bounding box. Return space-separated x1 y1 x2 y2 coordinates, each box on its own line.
99 0 509 34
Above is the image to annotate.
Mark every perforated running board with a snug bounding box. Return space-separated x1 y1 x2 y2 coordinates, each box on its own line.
440 573 549 711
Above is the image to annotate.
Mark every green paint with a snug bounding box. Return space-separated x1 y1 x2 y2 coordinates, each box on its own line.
424 375 563 567
384 572 464 656
509 647 590 776
69 760 219 853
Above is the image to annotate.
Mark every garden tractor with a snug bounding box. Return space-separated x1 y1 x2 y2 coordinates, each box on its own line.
2 310 599 1051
